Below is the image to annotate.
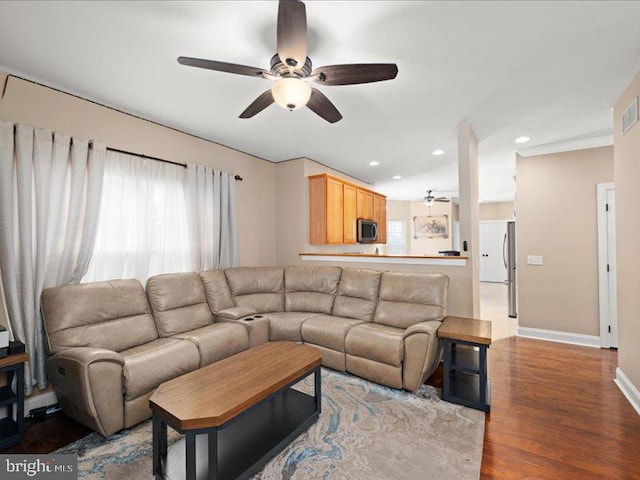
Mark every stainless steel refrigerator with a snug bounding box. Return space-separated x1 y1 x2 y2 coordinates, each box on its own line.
504 221 517 318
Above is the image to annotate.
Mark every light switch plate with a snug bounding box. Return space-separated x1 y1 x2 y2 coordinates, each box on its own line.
527 255 543 266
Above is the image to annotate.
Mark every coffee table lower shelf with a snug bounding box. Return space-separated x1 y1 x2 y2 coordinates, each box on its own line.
155 369 321 480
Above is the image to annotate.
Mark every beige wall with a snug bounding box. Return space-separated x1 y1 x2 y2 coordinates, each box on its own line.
274 158 473 316
409 201 454 255
0 75 277 268
516 146 613 336
614 69 640 392
480 201 514 221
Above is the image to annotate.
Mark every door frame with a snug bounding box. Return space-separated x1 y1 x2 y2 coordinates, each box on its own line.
597 182 616 348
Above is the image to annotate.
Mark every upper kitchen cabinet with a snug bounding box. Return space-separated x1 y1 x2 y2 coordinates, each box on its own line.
373 194 387 243
309 174 386 245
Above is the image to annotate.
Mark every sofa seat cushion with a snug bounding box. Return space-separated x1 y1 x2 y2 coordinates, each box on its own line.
301 315 367 352
121 338 200 400
345 323 404 367
265 312 321 342
173 323 249 367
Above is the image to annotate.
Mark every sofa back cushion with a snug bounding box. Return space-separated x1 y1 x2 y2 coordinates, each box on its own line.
285 265 342 314
146 272 213 337
41 279 158 354
224 267 285 313
373 272 448 329
332 268 382 321
200 270 235 314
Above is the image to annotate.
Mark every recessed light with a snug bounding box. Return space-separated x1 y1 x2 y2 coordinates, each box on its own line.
515 136 530 144
392 175 402 180
369 161 380 166
432 149 445 156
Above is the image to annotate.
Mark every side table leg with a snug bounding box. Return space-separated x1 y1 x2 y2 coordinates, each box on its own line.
442 339 451 401
186 431 196 480
479 345 489 412
16 364 24 437
152 414 167 479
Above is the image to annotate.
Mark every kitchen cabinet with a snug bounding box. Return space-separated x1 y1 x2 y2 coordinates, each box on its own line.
365 192 375 220
373 194 387 243
356 189 366 219
309 174 386 245
343 184 357 244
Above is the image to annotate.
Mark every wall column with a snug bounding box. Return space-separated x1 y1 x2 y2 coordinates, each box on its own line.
457 121 481 317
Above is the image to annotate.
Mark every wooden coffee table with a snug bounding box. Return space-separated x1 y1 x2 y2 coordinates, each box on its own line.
149 342 322 480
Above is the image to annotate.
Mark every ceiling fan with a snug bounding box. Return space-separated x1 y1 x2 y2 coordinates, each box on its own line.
424 190 453 206
177 0 398 123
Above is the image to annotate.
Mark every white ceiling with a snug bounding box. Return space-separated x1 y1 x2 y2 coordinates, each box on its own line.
1 1 639 202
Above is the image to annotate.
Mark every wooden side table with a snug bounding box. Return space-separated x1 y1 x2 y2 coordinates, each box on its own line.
0 352 28 450
438 317 491 412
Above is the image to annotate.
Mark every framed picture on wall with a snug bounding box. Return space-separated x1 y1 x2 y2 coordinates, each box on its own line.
413 215 449 239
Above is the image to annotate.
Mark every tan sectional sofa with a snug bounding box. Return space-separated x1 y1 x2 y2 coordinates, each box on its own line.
41 266 448 436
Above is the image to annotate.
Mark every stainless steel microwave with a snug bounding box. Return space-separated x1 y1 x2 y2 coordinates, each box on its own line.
357 219 378 243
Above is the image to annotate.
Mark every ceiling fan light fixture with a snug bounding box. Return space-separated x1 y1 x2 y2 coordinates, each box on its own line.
271 77 312 111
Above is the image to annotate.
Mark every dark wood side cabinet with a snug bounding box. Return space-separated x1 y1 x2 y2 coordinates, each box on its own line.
0 352 28 449
438 317 491 412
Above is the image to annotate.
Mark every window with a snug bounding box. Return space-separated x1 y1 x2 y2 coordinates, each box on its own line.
386 220 406 254
82 151 192 284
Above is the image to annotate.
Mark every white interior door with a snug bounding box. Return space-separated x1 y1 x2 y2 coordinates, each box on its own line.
598 183 618 348
480 221 508 283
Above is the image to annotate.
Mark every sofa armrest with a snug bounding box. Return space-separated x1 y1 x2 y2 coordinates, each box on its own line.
216 316 269 348
216 306 258 320
46 347 125 437
403 320 442 339
402 320 443 391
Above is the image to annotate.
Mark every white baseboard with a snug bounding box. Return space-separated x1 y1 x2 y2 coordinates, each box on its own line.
614 368 640 417
517 327 601 348
24 390 58 417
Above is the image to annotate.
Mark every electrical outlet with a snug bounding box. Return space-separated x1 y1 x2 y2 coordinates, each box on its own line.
527 255 543 266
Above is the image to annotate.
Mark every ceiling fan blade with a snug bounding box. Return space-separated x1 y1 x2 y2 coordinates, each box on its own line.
311 63 398 86
307 88 342 123
239 90 275 118
277 0 307 69
435 198 451 202
178 57 269 78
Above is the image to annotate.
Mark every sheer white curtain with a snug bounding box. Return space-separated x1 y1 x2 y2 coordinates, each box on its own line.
0 121 106 393
83 151 192 284
186 164 239 271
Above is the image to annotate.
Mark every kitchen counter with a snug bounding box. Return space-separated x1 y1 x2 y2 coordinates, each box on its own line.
299 252 467 266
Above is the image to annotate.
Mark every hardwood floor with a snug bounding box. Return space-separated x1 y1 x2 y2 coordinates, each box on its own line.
2 337 640 478
481 336 640 479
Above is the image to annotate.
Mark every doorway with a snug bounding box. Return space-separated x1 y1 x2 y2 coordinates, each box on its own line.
597 183 618 348
479 220 517 339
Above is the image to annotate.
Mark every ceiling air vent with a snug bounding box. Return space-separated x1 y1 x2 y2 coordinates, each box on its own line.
622 96 638 135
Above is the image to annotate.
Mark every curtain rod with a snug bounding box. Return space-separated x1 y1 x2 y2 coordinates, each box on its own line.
9 125 242 181
105 147 242 181
105 147 244 181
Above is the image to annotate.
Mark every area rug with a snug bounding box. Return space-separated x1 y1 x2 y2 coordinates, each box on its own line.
56 368 485 480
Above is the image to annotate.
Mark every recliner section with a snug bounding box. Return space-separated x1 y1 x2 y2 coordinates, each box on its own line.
41 265 449 438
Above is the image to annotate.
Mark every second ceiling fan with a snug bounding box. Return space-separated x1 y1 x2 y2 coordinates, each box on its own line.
177 0 398 123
